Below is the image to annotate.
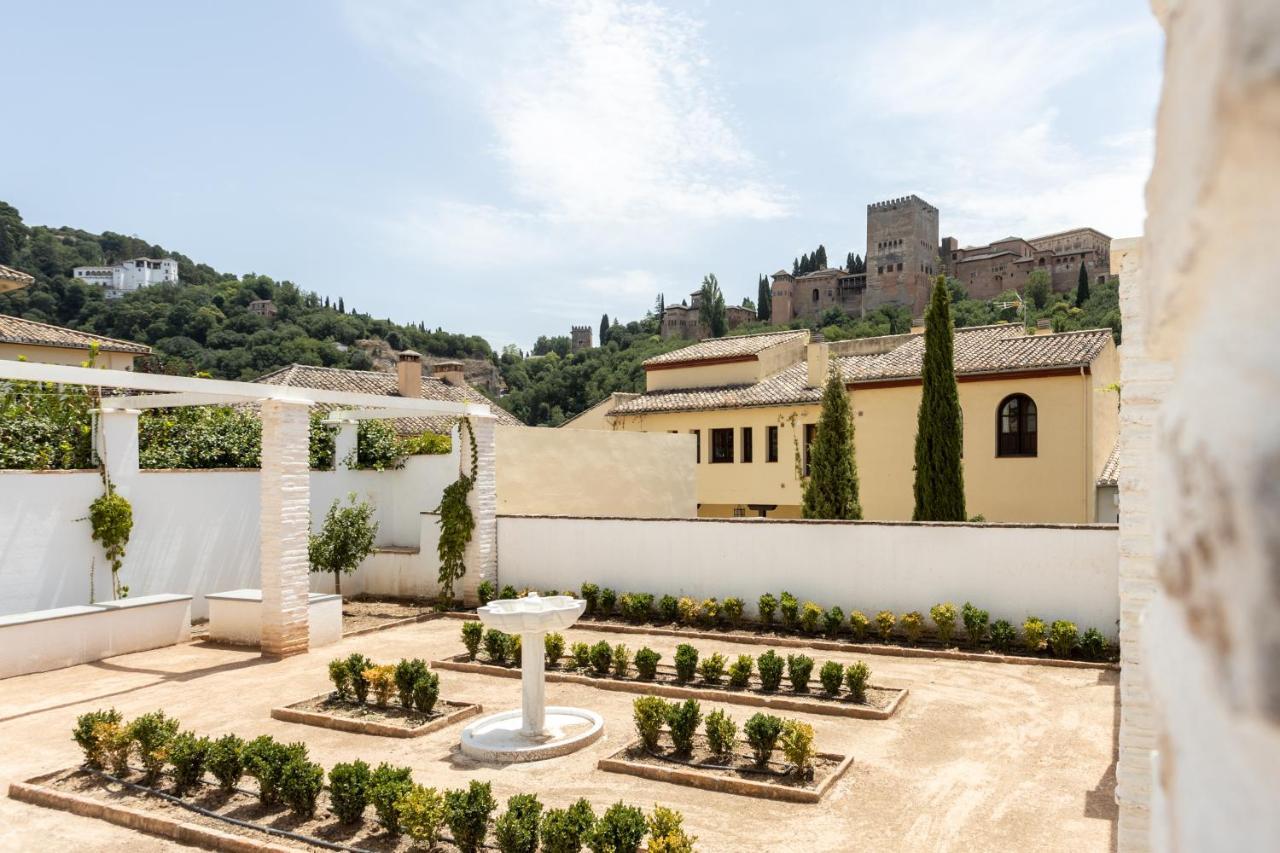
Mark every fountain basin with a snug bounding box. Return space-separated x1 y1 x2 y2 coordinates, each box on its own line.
476 594 585 633
460 706 604 763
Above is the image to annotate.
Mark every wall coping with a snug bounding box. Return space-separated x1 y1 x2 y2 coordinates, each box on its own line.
205 588 341 604
494 513 1118 532
0 594 191 628
0 468 98 475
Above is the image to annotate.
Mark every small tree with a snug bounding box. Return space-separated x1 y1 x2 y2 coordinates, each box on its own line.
1076 261 1090 305
1025 268 1051 310
698 274 727 337
802 367 862 519
912 277 966 521
309 492 378 596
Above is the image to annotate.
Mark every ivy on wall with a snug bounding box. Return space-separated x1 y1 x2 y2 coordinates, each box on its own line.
435 417 478 604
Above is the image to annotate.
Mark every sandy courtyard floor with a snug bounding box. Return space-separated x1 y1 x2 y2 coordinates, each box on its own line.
0 617 1118 852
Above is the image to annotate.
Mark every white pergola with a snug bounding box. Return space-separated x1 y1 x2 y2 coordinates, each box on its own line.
0 359 496 657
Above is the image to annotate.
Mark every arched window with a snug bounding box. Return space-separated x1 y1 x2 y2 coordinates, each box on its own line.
812 288 819 302
997 394 1037 457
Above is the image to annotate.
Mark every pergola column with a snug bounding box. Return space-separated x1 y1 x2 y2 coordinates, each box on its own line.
259 398 312 657
459 414 497 606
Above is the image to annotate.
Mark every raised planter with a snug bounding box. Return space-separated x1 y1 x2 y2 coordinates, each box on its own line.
432 655 907 720
598 737 853 803
271 695 481 738
205 589 341 648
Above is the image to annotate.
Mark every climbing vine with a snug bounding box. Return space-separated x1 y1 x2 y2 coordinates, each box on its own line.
88 481 133 600
435 417 479 604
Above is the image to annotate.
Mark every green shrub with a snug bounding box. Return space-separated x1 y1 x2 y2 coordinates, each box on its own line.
445 780 497 853
394 658 430 709
1048 620 1079 658
677 596 698 626
364 664 397 707
819 661 844 696
658 594 679 623
875 610 896 642
786 654 815 692
328 760 371 824
849 610 869 640
900 611 924 644
779 591 800 629
930 602 958 645
727 654 753 689
673 644 699 684
100 721 132 776
647 805 697 853
705 709 737 759
600 588 618 615
279 756 324 818
167 731 210 795
74 708 122 769
666 699 702 755
545 632 566 667
494 793 543 853
586 802 646 853
757 650 784 692
243 736 304 807
461 621 483 661
698 597 719 627
580 583 600 615
845 661 871 702
397 784 445 848
478 580 497 605
328 658 352 700
484 628 510 664
989 619 1016 652
633 696 669 750
779 719 816 777
206 734 245 792
699 652 726 685
757 593 777 626
1023 616 1047 652
961 602 989 647
411 670 440 714
744 713 783 766
501 584 519 600
541 798 596 853
345 653 373 703
589 640 613 675
823 606 844 636
571 642 591 669
1081 628 1108 660
722 596 745 627
370 763 415 834
634 647 660 680
129 711 179 785
509 634 523 666
621 593 653 624
612 644 630 678
799 601 823 634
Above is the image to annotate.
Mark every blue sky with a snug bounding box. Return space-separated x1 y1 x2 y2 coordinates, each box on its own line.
1 1 1163 350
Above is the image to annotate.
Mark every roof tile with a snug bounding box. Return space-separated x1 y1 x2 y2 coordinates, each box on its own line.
0 313 151 355
643 330 808 367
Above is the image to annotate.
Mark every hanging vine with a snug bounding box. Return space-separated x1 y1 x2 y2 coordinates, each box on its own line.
89 477 132 600
435 417 479 604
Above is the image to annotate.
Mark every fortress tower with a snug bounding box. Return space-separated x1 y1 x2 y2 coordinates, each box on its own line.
769 269 795 325
570 325 593 352
864 195 940 316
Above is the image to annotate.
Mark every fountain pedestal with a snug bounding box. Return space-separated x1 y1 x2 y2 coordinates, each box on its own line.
459 594 604 763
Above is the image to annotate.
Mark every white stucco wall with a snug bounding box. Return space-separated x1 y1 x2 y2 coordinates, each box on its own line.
498 516 1120 637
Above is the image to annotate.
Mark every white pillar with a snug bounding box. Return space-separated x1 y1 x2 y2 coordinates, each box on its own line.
259 399 312 658
459 415 497 606
94 408 140 492
334 419 358 471
521 630 547 736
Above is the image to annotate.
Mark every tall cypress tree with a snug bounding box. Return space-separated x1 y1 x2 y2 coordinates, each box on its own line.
912 276 966 521
757 275 771 321
803 365 861 519
337 296 345 314
815 244 828 270
599 313 610 345
1076 261 1090 305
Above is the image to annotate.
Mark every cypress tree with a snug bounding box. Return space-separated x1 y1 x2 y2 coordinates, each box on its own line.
600 313 609 345
792 257 799 275
799 253 810 275
757 275 771 321
846 251 856 272
815 244 828 270
802 366 862 519
912 276 966 521
1076 261 1090 305
337 296 345 314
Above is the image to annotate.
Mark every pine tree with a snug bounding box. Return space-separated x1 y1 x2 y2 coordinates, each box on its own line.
698 274 727 337
855 253 865 273
912 277 966 521
815 244 828 270
757 275 771 321
802 366 862 519
792 257 799 275
1076 261 1090 305
600 313 610 345
324 295 330 309
799 253 810 275
846 251 856 272
654 293 665 318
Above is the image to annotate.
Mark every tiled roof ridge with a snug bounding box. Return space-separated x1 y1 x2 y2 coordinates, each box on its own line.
0 313 151 354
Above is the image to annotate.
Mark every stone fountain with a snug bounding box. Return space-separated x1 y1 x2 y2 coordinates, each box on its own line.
459 593 604 762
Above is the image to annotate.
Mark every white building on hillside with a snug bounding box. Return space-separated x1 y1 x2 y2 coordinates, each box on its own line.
73 257 178 299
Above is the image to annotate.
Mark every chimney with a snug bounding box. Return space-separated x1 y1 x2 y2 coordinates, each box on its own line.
1035 317 1051 333
396 350 422 398
431 359 466 387
910 317 926 334
806 333 829 388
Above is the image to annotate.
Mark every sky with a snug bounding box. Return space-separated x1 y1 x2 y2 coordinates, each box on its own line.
1 0 1163 350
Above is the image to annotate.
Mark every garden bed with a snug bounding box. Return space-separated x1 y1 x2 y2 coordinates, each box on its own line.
271 695 481 738
598 734 852 804
341 596 444 637
431 655 907 719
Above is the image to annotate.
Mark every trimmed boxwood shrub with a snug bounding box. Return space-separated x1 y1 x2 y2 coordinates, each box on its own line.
621 593 653 624
280 756 324 818
541 798 596 853
698 597 719 628
900 611 924 644
1048 620 1079 657
207 734 245 791
130 710 179 785
484 629 509 664
571 642 591 670
786 654 814 692
727 654 753 689
930 602 958 645
500 584 518 600
346 653 373 703
799 601 823 634
962 602 989 647
722 596 745 627
1080 627 1108 660
634 647 660 680
823 606 844 637
875 610 896 642
779 591 800 630
658 594 679 623
587 802 646 853
612 644 630 678
398 784 446 849
74 708 122 769
589 641 613 675
757 593 777 626
494 793 543 853
328 760 371 824
580 583 600 615
599 588 618 616
461 621 483 661
545 632 566 667
370 763 415 834
1023 616 1047 652
666 699 701 755
244 736 304 807
757 650 784 692
673 644 699 684
779 720 816 778
445 780 498 853
849 609 869 640
395 659 430 709
647 805 696 853
412 670 440 714
989 619 1016 652
744 713 783 766
328 658 352 700
819 661 844 696
167 731 210 796
633 696 668 750
699 652 726 685
845 661 871 702
704 709 737 759
478 579 496 606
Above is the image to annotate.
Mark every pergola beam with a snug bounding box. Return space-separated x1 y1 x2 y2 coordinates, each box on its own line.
98 391 271 410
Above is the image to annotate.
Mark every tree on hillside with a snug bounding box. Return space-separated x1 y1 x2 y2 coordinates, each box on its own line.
699 274 727 337
338 296 345 314
600 313 610 346
757 275 771 321
654 293 665 319
802 366 862 519
1076 262 1090 305
1025 268 1051 309
814 244 828 270
912 276 966 521
792 257 799 275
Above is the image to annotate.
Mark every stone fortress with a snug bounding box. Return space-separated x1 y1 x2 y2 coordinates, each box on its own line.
658 289 756 341
771 194 1111 324
570 325 593 352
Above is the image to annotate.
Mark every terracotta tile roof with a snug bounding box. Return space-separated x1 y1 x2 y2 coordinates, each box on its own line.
254 363 522 434
1097 440 1120 487
0 313 151 355
0 264 35 286
643 330 808 367
612 325 1113 417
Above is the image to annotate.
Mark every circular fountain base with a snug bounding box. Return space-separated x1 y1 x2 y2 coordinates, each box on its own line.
460 706 604 763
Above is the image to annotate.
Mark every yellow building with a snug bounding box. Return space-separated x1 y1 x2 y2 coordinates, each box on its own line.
600 325 1119 523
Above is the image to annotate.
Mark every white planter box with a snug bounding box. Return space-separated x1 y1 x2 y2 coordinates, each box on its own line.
0 594 192 679
205 589 342 648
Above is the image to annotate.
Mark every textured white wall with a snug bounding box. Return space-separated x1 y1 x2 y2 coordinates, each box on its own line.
498 516 1120 636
